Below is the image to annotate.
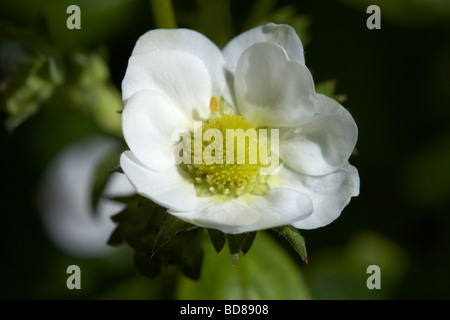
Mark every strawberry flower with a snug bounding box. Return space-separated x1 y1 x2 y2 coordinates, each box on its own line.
120 23 359 234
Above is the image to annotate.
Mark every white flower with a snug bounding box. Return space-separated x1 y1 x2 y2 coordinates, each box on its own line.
120 23 359 234
40 136 135 257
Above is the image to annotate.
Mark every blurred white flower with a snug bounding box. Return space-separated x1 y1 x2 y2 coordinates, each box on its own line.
40 136 134 257
120 23 359 234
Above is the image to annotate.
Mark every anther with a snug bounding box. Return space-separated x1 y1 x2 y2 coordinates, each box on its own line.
209 95 220 112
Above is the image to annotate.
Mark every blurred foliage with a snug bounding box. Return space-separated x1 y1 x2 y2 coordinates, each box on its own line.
177 0 234 47
0 22 122 135
304 231 408 299
0 0 148 51
177 231 310 299
339 0 450 28
1 0 450 300
0 22 63 131
315 79 347 103
400 132 450 209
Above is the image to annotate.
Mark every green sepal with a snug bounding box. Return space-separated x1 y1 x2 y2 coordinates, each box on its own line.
134 251 161 279
109 165 123 174
177 231 311 299
241 232 257 255
226 233 246 256
109 194 159 209
176 239 204 281
107 198 203 280
226 232 257 266
106 227 123 246
152 214 198 256
274 225 308 263
207 229 226 254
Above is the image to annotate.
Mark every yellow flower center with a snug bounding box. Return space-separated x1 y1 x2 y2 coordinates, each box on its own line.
182 96 270 198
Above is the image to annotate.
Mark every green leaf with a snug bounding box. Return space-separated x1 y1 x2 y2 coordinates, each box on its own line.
274 225 308 263
177 231 311 299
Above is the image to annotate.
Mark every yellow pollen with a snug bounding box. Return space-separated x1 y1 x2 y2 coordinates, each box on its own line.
209 95 220 112
180 96 271 198
190 107 266 197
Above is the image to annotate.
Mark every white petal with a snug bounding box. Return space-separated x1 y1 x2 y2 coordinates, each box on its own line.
120 151 198 211
168 188 312 234
280 94 358 176
131 28 226 96
272 164 360 230
234 42 315 128
122 50 212 121
122 90 189 171
103 171 137 199
39 136 133 258
223 23 305 73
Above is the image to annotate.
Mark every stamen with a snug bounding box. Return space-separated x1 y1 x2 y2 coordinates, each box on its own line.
209 95 220 112
182 96 272 198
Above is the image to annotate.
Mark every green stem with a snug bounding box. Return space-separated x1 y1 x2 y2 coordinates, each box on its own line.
150 0 177 29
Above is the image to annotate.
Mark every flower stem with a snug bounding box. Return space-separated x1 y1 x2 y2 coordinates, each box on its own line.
150 0 177 29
